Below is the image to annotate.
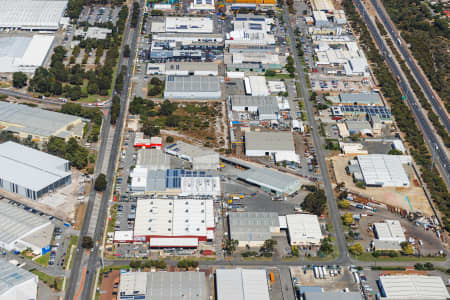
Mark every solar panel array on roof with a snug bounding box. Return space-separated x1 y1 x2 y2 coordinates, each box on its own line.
334 105 392 120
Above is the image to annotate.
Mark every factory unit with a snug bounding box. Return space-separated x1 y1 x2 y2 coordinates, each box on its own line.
165 141 220 170
164 75 222 99
119 271 208 300
148 62 218 76
326 92 383 106
0 260 38 300
331 105 393 123
75 27 112 40
229 212 280 247
285 214 323 246
152 33 224 44
190 0 215 10
378 275 449 300
0 102 84 142
230 95 280 121
311 0 335 12
0 35 55 73
133 198 215 247
0 0 68 31
216 269 271 300
373 220 406 243
130 169 221 196
348 155 412 187
244 76 269 96
149 49 205 62
0 201 54 255
135 149 172 170
245 131 300 163
237 167 302 196
0 141 72 200
134 133 162 149
152 17 214 33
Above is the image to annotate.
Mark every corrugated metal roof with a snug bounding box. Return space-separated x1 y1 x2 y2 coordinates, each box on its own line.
238 167 302 195
0 141 70 191
379 275 449 299
216 269 270 300
0 201 51 245
0 260 36 296
245 131 295 151
165 75 221 93
0 101 80 138
229 212 279 242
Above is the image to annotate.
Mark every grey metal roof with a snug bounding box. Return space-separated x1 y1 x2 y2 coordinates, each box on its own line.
165 62 218 72
229 212 279 242
0 141 71 191
339 92 382 105
245 131 295 151
0 201 51 245
238 167 302 195
231 95 278 108
303 291 363 300
216 269 270 300
137 149 172 170
166 141 218 158
0 101 80 138
147 271 206 300
0 260 36 296
165 76 221 93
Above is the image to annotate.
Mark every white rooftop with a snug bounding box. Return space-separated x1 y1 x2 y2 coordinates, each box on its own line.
286 214 323 245
0 260 37 298
0 201 51 246
0 141 71 191
216 269 270 300
165 17 213 33
379 275 449 299
0 0 67 30
134 198 214 239
373 220 406 243
356 155 412 187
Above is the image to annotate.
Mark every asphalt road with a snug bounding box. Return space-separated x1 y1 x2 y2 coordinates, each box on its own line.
354 0 450 188
0 88 111 108
80 1 145 299
370 0 450 132
64 2 144 299
283 5 350 266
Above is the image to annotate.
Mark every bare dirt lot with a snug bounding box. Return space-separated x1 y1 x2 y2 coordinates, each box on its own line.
331 156 432 215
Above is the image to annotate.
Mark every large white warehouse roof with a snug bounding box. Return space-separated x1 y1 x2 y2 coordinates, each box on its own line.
286 214 323 245
0 35 55 73
356 155 412 187
0 0 68 31
379 275 449 299
216 269 270 300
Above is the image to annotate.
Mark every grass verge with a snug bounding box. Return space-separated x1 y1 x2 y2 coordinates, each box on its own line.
30 269 63 291
34 253 50 267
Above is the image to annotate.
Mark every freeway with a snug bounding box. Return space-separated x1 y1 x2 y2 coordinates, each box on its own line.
283 5 350 265
0 88 111 108
354 0 450 188
370 0 450 132
64 1 144 299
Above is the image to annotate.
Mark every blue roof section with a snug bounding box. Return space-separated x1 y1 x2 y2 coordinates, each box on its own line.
147 169 211 190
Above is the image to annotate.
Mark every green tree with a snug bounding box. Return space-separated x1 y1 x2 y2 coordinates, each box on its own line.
12 72 27 88
150 77 162 86
81 236 94 249
338 200 350 209
301 189 327 215
264 70 276 77
349 243 364 256
388 148 403 155
318 237 333 256
147 85 162 97
224 239 238 255
400 242 414 255
123 45 131 58
94 173 107 191
130 260 142 269
343 212 354 225
166 136 174 143
159 100 177 116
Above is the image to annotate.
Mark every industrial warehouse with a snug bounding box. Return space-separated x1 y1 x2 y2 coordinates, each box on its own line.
216 269 271 300
0 201 54 255
0 0 68 31
133 198 215 247
0 260 38 300
244 131 300 163
0 35 55 73
165 141 220 170
229 212 280 247
378 275 449 299
119 271 208 300
164 76 222 99
285 214 323 246
0 102 84 142
0 141 72 200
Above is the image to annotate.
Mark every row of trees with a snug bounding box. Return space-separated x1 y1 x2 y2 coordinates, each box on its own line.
46 137 89 169
60 103 103 142
343 0 450 231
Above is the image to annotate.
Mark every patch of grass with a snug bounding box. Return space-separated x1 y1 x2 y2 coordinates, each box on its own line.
30 269 63 291
63 235 78 270
34 253 50 267
107 204 118 233
354 252 447 262
241 256 273 261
